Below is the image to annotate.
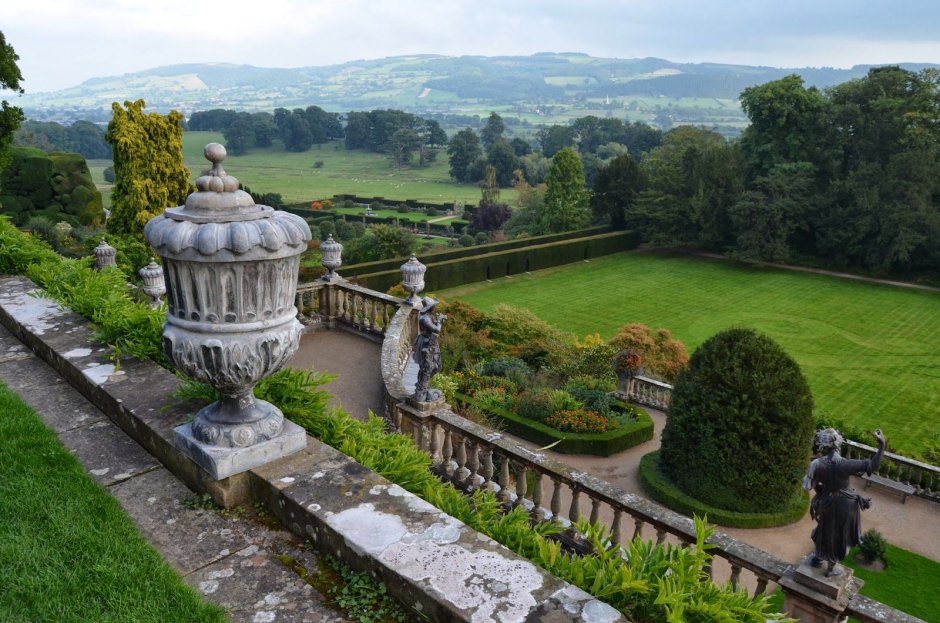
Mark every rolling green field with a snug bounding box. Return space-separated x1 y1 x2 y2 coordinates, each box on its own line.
438 252 940 456
182 131 503 205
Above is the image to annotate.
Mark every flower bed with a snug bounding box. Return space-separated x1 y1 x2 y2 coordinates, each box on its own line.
455 391 654 456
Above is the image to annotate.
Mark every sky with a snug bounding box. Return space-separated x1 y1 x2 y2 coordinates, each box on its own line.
4 0 940 93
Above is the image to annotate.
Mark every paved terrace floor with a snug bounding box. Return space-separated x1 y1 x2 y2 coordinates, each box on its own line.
291 329 940 583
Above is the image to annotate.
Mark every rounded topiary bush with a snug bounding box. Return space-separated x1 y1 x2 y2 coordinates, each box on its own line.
657 327 814 514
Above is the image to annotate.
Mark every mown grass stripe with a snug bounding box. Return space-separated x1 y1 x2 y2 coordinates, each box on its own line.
440 252 940 456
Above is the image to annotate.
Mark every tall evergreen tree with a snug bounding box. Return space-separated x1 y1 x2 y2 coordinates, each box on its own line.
540 147 589 233
105 100 193 238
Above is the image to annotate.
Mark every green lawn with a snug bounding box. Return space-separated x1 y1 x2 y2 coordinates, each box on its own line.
767 544 940 621
438 251 940 456
182 131 503 205
843 544 940 622
0 381 226 623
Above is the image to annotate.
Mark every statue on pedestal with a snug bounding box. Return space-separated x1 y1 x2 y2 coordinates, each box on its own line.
804 427 886 576
413 297 446 402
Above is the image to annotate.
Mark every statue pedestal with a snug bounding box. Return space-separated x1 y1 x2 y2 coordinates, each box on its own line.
406 395 446 412
174 419 307 480
779 555 862 623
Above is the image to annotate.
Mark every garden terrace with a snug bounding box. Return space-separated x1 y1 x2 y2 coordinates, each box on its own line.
0 264 929 622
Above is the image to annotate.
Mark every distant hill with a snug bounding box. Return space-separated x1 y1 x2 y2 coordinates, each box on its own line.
20 54 939 133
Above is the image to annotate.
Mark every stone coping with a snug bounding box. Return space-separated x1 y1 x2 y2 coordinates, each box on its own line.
0 275 624 623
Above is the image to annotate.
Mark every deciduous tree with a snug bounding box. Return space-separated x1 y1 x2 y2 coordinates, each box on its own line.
0 31 25 185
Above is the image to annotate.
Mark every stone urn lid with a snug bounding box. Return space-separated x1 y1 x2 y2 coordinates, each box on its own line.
144 143 310 262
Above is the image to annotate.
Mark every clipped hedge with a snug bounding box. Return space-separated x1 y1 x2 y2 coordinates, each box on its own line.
344 225 612 276
356 230 639 292
456 391 654 456
638 450 810 529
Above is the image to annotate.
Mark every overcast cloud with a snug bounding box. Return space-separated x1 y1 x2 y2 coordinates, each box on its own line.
4 0 940 93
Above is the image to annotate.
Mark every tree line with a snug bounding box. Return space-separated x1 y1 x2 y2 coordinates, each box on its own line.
455 67 940 277
615 66 940 276
13 120 112 159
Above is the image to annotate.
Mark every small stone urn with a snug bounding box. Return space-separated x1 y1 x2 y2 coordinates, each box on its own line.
138 258 166 308
400 254 426 306
320 234 342 281
93 238 117 270
144 143 311 479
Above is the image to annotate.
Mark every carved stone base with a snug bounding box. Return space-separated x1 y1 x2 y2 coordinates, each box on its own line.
779 555 862 623
191 396 284 447
407 393 446 412
174 419 307 480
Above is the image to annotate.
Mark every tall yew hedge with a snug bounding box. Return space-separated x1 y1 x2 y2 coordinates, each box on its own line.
658 327 814 513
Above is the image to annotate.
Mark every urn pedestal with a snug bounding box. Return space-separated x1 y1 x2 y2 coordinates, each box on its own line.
145 143 312 479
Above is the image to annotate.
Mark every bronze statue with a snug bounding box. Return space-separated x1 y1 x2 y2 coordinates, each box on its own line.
413 297 446 402
803 427 886 576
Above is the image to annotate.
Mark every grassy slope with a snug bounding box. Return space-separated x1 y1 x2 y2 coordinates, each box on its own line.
844 544 940 622
438 252 940 456
0 381 225 623
182 131 506 205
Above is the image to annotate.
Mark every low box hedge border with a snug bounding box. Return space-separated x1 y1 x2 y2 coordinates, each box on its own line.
638 450 809 528
455 391 654 456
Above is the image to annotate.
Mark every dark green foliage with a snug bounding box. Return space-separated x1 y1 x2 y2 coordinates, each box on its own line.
480 356 530 379
516 389 555 422
0 147 103 226
0 31 24 185
859 529 888 564
541 147 589 233
447 128 482 182
566 387 614 416
14 120 111 159
639 451 810 528
591 154 647 230
353 230 638 292
658 327 814 514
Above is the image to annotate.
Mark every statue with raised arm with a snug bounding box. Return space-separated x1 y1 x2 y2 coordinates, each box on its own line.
412 297 446 402
803 427 886 577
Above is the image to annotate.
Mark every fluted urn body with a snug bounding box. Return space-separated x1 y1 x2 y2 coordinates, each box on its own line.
145 144 311 450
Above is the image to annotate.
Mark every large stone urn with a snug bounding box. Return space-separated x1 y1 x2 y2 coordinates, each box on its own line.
144 143 311 479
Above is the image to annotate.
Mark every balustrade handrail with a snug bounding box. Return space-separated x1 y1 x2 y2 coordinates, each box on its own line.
380 303 419 402
416 406 788 586
295 279 404 339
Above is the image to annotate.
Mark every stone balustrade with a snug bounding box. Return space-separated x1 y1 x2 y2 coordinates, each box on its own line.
295 279 403 340
843 439 940 501
619 375 673 411
376 301 926 622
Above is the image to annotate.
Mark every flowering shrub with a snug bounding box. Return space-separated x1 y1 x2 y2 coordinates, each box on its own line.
516 390 555 422
544 409 615 433
549 389 580 413
613 349 642 379
474 386 510 413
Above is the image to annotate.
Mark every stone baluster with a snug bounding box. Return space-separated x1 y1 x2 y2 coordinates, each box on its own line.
633 518 644 540
441 429 454 476
455 435 469 483
531 472 544 519
611 509 623 545
754 577 768 597
499 457 513 504
655 528 666 545
430 422 443 465
550 479 563 520
514 463 527 507
382 303 391 331
729 564 742 589
294 291 303 316
589 497 601 525
467 441 481 489
481 449 495 491
392 407 402 433
370 299 379 332
568 489 581 524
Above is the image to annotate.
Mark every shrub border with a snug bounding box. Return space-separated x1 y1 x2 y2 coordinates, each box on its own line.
638 450 809 528
455 391 654 456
